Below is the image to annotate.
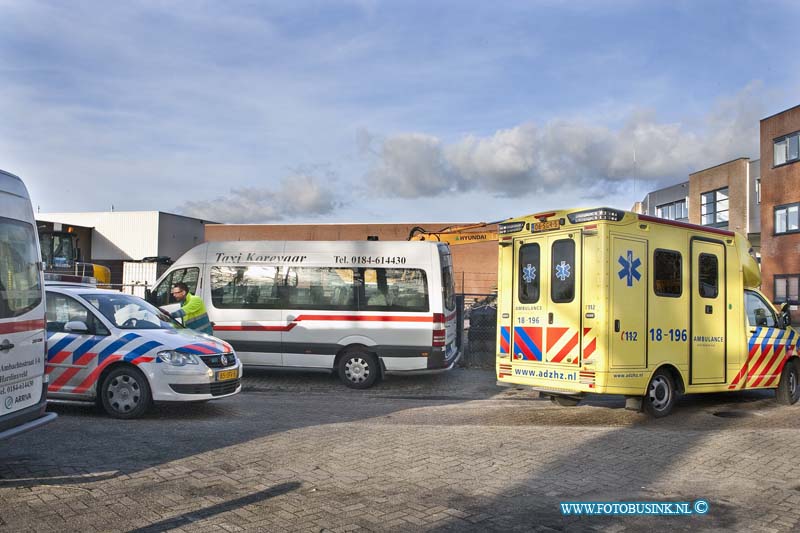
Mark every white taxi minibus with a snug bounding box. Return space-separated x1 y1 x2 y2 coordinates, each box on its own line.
149 240 461 388
0 169 57 440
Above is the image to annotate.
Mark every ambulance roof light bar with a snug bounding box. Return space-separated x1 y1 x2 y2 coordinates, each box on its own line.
567 208 624 224
498 221 525 235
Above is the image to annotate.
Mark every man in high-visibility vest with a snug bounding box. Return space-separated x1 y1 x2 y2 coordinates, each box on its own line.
169 282 213 335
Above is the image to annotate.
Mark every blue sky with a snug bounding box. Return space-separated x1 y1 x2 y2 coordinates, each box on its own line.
1 0 798 224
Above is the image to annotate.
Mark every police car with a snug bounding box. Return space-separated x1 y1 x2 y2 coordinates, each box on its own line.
44 277 242 418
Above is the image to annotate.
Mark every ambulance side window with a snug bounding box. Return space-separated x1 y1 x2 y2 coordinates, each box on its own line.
551 239 574 303
698 253 719 299
654 249 682 297
745 291 778 328
518 244 540 303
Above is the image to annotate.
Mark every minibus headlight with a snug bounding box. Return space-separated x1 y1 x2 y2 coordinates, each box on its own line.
157 350 199 366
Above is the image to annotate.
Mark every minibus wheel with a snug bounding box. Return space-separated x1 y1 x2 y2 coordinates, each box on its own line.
99 366 152 419
338 350 380 389
643 369 676 418
776 359 800 405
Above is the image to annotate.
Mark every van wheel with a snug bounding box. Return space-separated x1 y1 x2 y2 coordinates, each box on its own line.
100 366 152 419
551 395 580 407
338 351 380 389
776 360 800 405
643 369 676 418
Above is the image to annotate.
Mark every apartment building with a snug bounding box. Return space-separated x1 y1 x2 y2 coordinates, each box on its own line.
760 105 800 305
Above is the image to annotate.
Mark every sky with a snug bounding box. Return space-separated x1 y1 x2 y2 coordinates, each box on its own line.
1 0 799 225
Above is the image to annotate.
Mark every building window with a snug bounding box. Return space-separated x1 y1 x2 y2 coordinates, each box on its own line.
774 203 800 235
774 275 800 305
655 199 688 221
774 131 800 166
756 178 761 204
701 187 729 228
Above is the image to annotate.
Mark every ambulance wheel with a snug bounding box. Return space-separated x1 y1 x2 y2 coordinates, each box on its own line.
643 369 676 418
338 350 380 389
100 366 152 419
551 395 580 407
776 360 800 405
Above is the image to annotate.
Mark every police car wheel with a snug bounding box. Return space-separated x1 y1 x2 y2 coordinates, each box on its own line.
643 369 676 418
100 367 152 419
776 359 800 405
338 351 380 389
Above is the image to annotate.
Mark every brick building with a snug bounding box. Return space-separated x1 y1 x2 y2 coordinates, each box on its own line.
204 222 499 296
760 105 800 305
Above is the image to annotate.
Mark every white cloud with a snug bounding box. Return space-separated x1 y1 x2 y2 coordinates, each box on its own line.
178 174 339 223
361 84 765 198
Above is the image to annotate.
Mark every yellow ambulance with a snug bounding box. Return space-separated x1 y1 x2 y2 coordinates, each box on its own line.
495 207 800 417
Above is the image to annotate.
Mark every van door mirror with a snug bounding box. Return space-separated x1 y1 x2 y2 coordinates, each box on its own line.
781 302 792 328
64 321 90 334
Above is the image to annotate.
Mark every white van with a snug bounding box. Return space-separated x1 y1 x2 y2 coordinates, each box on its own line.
0 169 57 439
149 240 461 388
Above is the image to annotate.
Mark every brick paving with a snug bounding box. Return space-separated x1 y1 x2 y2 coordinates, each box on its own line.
1 368 800 532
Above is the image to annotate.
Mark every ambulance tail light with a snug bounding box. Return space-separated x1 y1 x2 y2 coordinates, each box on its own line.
432 313 446 347
567 208 624 224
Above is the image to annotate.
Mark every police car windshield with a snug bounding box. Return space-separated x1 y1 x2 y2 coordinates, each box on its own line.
81 293 181 330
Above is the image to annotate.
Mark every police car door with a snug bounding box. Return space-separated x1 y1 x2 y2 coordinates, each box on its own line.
45 292 109 397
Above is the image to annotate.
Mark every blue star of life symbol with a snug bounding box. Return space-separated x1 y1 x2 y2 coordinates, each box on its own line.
618 250 641 287
555 260 571 281
522 263 536 283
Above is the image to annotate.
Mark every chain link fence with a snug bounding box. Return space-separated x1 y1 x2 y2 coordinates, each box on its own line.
457 292 497 368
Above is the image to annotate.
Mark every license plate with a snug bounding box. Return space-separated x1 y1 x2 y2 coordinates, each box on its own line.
217 369 239 381
532 220 561 233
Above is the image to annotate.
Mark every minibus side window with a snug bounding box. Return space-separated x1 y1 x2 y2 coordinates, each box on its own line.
745 291 778 328
0 217 42 319
518 244 540 304
551 239 575 303
654 250 682 297
283 267 357 311
211 266 281 309
360 268 429 312
698 253 719 299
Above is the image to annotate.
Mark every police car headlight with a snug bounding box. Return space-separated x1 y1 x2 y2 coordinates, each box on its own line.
157 350 199 366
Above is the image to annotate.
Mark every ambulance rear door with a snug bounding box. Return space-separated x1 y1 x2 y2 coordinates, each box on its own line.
511 230 583 366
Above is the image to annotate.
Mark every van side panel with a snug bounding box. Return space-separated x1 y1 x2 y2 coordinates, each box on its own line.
0 171 54 440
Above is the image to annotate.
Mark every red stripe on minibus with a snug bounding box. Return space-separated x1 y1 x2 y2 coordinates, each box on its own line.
215 314 435 332
0 319 45 335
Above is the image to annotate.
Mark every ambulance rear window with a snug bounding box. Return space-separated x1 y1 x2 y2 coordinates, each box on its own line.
551 240 575 303
654 250 682 297
518 244 540 303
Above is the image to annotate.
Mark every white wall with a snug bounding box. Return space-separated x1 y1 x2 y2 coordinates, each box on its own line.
37 211 208 261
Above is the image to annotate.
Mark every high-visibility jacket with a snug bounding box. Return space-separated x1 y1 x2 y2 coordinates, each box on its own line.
171 292 213 335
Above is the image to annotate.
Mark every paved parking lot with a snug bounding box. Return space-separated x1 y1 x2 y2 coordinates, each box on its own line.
3 368 800 532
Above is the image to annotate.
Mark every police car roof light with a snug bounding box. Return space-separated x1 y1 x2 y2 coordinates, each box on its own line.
43 272 97 286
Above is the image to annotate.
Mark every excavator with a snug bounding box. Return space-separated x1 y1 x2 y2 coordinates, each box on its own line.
38 225 111 285
407 222 499 245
